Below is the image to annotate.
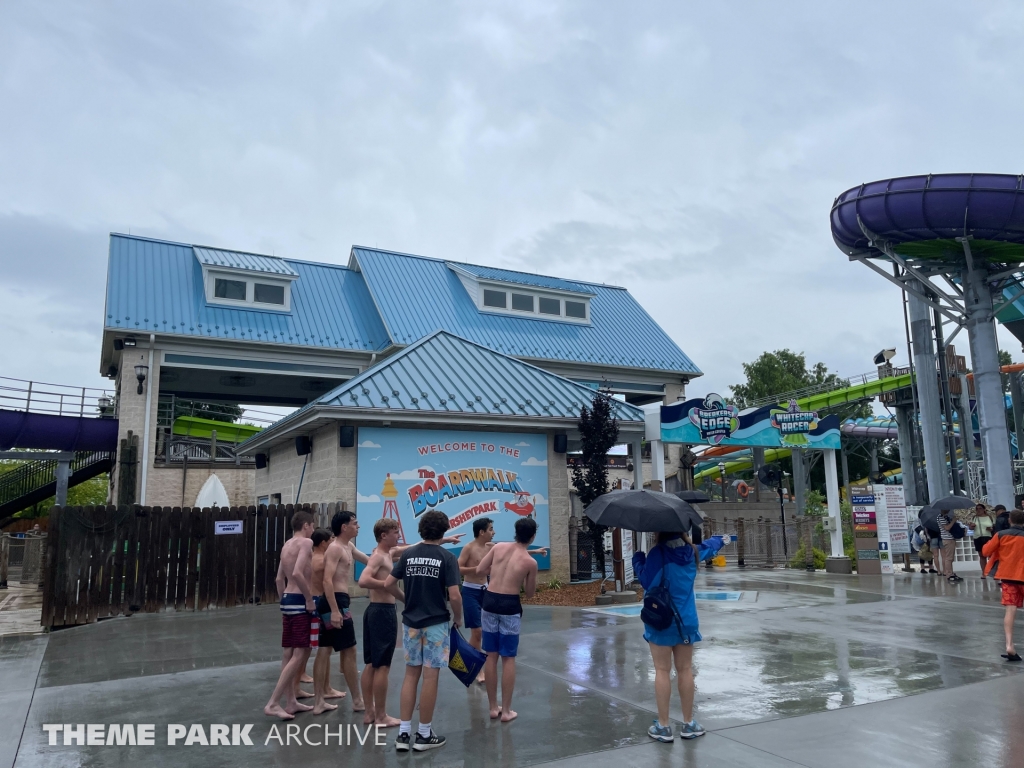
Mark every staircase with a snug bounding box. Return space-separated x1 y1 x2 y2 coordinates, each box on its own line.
0 451 114 519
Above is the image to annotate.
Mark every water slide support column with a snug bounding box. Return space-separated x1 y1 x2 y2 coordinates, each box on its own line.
909 293 950 502
964 258 1016 507
894 406 919 505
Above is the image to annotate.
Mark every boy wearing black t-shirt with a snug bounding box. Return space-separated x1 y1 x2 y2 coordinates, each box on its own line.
385 511 462 752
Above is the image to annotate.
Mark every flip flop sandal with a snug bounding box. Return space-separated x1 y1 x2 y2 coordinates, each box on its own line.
1001 653 1022 662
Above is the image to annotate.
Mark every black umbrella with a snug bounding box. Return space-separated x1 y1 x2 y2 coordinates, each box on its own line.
918 505 960 532
675 490 712 503
928 495 977 512
586 489 703 533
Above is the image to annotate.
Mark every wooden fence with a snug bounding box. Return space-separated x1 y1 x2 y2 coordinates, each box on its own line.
41 503 342 628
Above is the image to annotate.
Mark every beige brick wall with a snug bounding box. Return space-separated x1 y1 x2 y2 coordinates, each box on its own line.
255 423 357 508
146 465 255 507
112 347 161 504
546 435 571 583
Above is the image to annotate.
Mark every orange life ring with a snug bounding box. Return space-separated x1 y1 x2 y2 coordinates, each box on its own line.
736 481 749 499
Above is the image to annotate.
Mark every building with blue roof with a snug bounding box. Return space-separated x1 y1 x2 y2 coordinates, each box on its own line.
101 233 699 537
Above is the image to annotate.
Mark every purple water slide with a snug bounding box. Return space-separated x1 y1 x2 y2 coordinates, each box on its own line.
0 409 119 452
831 173 1024 253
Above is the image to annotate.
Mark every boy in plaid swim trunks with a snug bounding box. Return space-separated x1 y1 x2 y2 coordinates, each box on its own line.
384 511 462 752
265 511 316 720
983 509 1024 662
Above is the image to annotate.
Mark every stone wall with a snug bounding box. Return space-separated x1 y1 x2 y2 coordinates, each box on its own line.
255 423 357 508
146 465 256 508
545 435 571 583
112 346 162 505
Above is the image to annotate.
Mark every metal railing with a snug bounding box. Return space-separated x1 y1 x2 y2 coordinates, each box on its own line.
0 376 115 418
742 365 914 410
0 451 114 508
155 434 254 465
966 459 1024 503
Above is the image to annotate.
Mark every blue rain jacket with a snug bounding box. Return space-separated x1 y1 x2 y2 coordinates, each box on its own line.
632 535 724 645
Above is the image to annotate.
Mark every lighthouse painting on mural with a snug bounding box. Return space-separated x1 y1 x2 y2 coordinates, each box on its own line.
355 427 550 568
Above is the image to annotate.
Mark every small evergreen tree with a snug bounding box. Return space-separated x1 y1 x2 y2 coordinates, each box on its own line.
572 392 620 574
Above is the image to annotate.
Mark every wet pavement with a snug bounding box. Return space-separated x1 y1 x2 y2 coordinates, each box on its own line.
6 569 1024 767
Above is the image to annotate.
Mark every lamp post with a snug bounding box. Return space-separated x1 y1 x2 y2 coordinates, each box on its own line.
718 462 727 503
134 364 149 395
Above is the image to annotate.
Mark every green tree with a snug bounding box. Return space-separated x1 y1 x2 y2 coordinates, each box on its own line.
730 350 847 408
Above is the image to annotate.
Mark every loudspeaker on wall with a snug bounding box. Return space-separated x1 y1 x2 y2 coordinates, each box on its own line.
295 436 311 456
339 425 355 448
553 434 567 453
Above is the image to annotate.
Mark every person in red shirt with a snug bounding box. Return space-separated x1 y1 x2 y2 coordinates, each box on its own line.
982 509 1024 662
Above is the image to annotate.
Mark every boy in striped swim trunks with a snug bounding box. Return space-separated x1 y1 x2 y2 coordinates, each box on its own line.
265 511 315 720
476 518 539 724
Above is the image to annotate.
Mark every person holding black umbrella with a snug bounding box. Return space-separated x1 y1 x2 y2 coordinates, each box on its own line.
631 526 727 743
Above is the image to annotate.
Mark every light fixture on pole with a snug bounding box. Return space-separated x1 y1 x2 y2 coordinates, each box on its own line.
134 364 149 395
718 462 727 503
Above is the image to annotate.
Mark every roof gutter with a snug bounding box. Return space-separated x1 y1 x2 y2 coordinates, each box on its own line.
238 404 645 454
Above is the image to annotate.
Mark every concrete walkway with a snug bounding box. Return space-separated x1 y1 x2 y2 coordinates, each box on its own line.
7 569 1024 767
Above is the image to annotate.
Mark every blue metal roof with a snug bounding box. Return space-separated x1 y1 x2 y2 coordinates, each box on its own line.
241 331 645 447
104 235 390 351
193 246 299 277
352 247 701 375
448 262 596 296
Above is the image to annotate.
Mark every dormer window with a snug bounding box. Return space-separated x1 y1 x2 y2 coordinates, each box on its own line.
215 278 247 301
447 262 594 325
195 246 298 312
254 283 285 305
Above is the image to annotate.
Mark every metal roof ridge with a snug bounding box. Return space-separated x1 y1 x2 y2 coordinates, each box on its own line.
194 243 288 261
446 259 627 292
110 232 194 247
339 329 646 419
351 244 628 291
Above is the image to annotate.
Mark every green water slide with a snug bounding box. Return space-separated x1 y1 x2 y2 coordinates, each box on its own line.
797 371 913 412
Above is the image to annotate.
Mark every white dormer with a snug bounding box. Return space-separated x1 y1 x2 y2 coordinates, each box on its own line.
447 263 594 325
195 246 299 312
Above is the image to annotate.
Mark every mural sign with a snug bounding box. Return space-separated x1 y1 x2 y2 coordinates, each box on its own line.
356 428 550 569
661 394 841 449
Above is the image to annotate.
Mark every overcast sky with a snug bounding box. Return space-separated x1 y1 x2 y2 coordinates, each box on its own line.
2 1 1023 402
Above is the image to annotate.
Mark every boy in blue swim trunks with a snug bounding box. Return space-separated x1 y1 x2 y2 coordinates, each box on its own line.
458 517 495 683
476 517 539 723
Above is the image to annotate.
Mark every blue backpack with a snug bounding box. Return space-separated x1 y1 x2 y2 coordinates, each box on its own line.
640 549 684 634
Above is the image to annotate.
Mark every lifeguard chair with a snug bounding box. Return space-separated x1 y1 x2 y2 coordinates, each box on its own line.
381 473 407 544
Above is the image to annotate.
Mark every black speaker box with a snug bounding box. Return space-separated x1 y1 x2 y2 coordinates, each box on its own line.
339 425 355 448
295 436 311 456
553 434 568 453
255 453 268 470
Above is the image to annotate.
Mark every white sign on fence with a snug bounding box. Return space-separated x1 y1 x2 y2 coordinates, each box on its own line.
214 521 244 535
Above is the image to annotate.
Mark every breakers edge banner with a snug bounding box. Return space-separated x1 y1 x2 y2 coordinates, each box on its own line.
660 393 841 449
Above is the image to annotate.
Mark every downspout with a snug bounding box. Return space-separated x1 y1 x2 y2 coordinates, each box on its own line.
140 333 155 504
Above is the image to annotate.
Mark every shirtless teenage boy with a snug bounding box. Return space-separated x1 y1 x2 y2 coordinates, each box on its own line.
264 511 316 720
319 511 368 712
458 517 495 682
476 517 539 723
309 528 346 712
356 518 405 727
459 518 548 684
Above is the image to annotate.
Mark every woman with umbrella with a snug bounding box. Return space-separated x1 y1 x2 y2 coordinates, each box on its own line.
633 529 727 742
585 490 728 742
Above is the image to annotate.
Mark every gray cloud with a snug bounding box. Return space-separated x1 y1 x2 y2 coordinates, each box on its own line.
2 1 1023 398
